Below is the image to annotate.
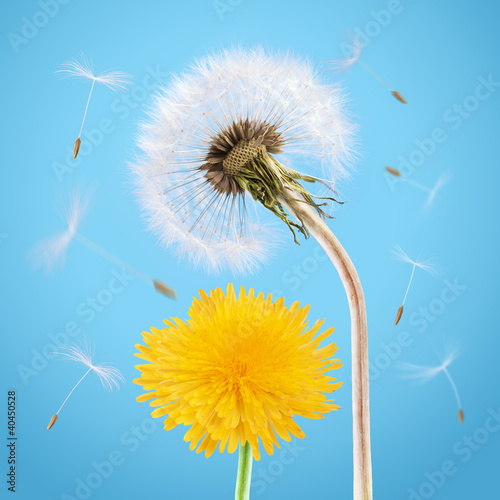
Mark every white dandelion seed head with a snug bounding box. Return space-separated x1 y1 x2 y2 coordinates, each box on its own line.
57 337 124 391
29 186 92 272
132 46 358 274
57 53 131 91
392 245 443 278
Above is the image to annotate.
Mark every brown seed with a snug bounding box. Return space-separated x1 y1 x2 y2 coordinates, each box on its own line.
73 138 81 159
394 305 404 325
391 91 408 104
153 279 177 300
47 414 58 430
458 408 464 424
385 166 401 177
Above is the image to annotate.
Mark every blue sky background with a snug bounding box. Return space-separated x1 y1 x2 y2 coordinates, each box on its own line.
1 1 499 499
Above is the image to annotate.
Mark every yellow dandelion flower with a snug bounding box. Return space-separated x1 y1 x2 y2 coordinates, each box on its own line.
134 283 342 461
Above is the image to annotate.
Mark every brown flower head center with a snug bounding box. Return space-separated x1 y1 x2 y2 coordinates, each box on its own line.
201 119 284 195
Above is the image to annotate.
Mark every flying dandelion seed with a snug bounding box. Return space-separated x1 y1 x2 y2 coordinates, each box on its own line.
385 166 432 194
132 47 373 499
47 338 124 429
385 166 401 177
392 246 442 324
323 39 407 104
423 173 453 209
385 167 451 209
399 347 463 423
57 53 131 158
29 188 177 300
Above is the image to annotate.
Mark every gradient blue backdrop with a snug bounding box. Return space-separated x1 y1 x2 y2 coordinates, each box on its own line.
2 1 499 499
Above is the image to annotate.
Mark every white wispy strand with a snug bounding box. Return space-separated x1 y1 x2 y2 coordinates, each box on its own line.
392 245 443 277
323 38 362 72
398 344 461 410
424 173 453 209
29 187 91 272
132 46 357 274
57 53 131 91
399 348 458 385
57 338 124 391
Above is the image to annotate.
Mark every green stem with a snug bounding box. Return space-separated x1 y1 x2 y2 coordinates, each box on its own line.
235 442 253 500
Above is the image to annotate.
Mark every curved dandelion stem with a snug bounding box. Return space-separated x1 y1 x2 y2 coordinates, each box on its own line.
56 367 92 415
235 442 253 500
78 79 95 138
280 188 372 500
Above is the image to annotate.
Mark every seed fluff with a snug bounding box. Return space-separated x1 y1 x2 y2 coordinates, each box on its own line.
57 53 131 158
399 345 463 423
47 338 124 429
385 167 452 209
324 39 407 104
29 187 177 299
392 245 443 324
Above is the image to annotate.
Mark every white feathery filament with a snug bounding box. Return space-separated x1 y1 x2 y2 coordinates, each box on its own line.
47 339 124 430
57 53 131 157
30 188 177 300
